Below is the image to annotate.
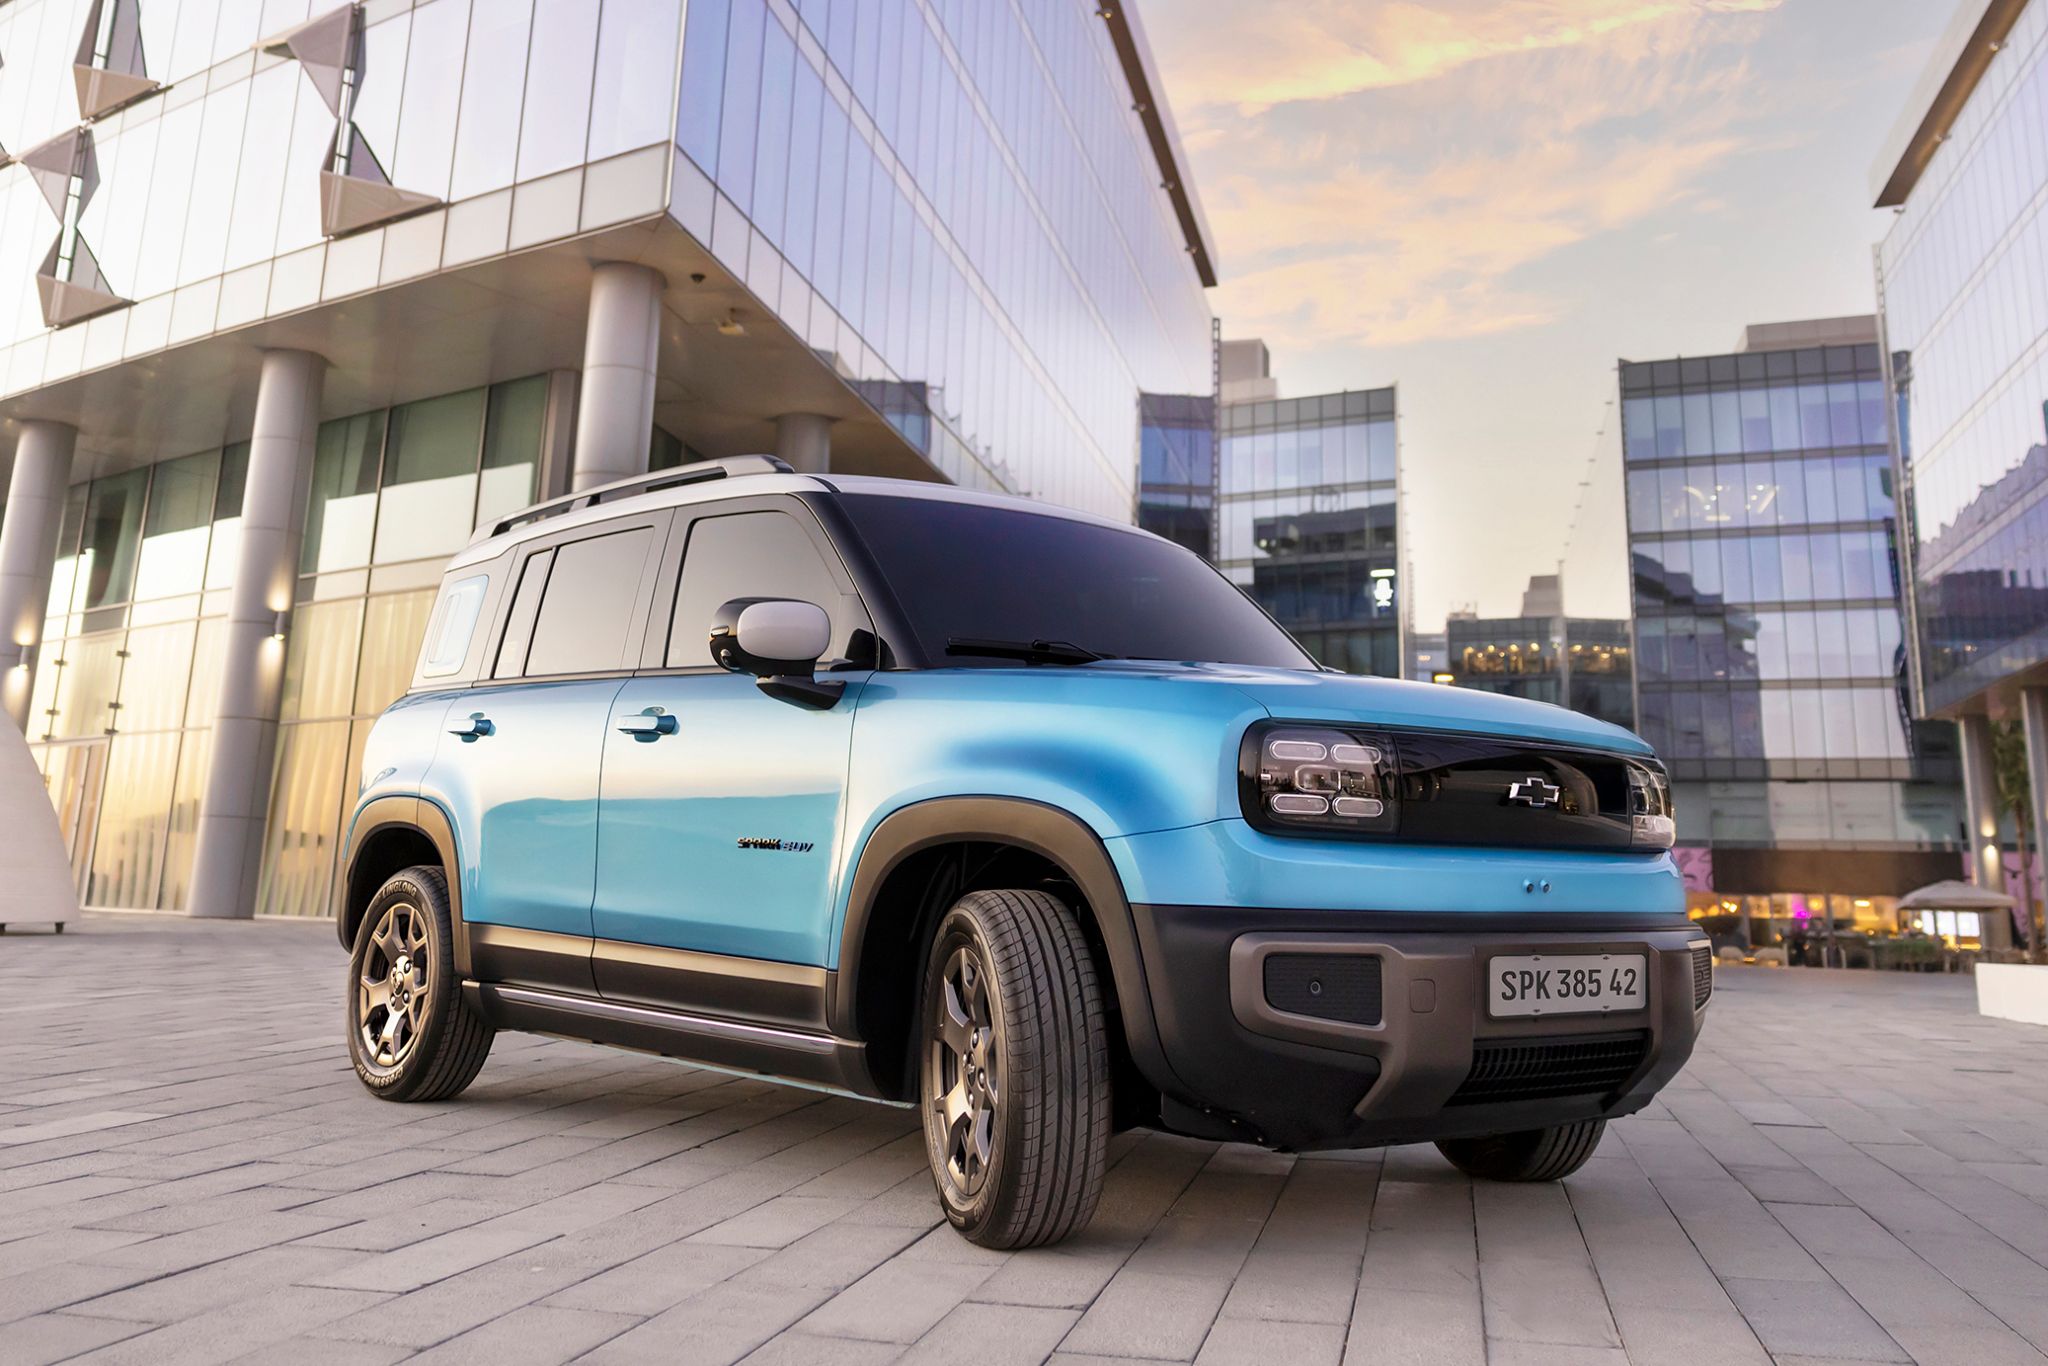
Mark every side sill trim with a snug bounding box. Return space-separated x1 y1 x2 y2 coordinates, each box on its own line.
486 984 838 1054
471 981 889 1101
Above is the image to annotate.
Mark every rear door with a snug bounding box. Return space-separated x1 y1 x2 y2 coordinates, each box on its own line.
426 513 667 990
592 498 871 998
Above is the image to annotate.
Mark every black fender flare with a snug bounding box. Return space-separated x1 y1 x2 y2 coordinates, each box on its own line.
828 795 1187 1098
338 795 471 977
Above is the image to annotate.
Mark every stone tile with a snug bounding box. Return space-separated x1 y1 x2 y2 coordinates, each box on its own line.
897 1302 1079 1366
1196 1316 1344 1365
1721 1277 1909 1363
1059 1268 1231 1360
405 1304 641 1364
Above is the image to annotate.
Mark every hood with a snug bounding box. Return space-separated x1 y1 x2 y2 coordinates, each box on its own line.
1072 661 1653 756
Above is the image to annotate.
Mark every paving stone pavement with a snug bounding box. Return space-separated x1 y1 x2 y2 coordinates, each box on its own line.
4 916 2048 1365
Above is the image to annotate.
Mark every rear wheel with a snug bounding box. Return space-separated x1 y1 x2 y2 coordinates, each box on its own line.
1436 1119 1605 1182
919 889 1110 1248
347 865 494 1102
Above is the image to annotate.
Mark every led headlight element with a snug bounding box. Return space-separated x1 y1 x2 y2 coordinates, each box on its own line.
1628 762 1676 849
1243 725 1400 835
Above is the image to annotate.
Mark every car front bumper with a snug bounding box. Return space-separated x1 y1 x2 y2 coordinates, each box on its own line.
1131 905 1709 1151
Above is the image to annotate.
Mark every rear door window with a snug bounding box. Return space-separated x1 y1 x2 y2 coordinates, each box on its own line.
514 527 655 676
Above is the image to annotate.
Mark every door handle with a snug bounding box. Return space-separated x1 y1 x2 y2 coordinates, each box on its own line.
616 708 678 740
448 713 494 741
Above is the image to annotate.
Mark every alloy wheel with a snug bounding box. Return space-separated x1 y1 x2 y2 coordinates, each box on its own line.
930 943 1001 1199
357 900 431 1072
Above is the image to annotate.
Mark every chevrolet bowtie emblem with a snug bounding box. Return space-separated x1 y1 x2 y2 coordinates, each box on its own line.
1506 777 1562 809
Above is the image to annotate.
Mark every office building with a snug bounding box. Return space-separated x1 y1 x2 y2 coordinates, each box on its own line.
0 0 1217 919
1618 318 1965 946
1201 337 1401 676
1875 0 2048 949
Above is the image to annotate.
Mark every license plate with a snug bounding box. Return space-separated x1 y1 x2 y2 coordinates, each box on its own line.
1488 954 1648 1018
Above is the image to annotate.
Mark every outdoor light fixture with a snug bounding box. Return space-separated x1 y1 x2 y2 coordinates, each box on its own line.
717 310 746 337
270 610 288 641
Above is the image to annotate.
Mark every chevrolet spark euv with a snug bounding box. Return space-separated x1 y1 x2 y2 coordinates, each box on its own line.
340 457 1709 1248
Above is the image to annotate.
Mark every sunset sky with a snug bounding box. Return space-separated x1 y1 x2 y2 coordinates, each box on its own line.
1146 0 1966 626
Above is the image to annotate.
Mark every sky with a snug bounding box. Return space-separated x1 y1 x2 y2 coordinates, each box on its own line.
1143 0 1968 626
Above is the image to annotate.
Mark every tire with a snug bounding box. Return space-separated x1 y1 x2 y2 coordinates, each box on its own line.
346 865 494 1102
1435 1119 1606 1182
919 889 1110 1249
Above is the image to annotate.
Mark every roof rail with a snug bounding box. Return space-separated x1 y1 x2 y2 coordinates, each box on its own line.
473 454 795 543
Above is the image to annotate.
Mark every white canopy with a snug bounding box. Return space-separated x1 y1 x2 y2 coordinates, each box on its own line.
1897 879 2016 911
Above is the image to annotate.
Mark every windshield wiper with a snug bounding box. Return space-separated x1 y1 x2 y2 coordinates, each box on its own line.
944 637 1111 666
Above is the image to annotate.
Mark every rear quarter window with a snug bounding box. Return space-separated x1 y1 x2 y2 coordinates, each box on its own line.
418 573 490 678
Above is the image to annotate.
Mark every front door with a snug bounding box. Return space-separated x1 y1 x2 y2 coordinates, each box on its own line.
593 503 871 981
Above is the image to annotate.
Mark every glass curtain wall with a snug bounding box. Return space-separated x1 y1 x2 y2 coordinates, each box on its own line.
1878 0 2048 716
671 0 1214 521
1217 389 1399 676
26 374 548 915
1621 346 1913 781
1137 392 1215 560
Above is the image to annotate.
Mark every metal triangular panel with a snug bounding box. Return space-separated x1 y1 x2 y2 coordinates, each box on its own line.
260 3 357 115
73 64 160 120
75 0 147 74
36 238 127 328
319 168 440 237
19 129 85 219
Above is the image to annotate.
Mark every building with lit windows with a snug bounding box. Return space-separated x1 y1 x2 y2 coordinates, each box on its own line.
1875 0 2048 951
1441 613 1634 731
1618 318 1965 949
0 0 1217 919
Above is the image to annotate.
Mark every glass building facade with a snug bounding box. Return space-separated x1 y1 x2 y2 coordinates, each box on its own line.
1618 330 1963 946
1878 0 2048 719
1873 0 2048 950
0 0 1217 918
1215 387 1401 676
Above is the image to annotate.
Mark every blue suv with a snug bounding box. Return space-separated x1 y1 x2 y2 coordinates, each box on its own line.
340 456 1709 1248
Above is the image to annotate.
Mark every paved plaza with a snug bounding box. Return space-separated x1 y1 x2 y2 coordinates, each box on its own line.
2 917 2047 1365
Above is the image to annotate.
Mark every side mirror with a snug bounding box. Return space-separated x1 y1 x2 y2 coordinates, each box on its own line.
710 598 845 709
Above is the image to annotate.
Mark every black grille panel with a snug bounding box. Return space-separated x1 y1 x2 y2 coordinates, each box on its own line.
1448 1030 1649 1106
1691 944 1713 1008
1263 954 1382 1026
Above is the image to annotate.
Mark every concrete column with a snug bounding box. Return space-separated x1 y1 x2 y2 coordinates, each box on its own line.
187 350 324 919
775 413 833 474
0 421 76 732
1958 712 2012 951
2023 687 2048 954
572 262 664 491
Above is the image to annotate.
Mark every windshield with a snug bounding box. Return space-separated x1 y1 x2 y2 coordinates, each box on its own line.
835 494 1315 670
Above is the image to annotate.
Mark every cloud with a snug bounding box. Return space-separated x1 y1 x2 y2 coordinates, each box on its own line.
1152 0 1785 114
1149 0 1783 351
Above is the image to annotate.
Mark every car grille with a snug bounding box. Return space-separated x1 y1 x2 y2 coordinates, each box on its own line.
1691 944 1713 1008
1447 1030 1650 1106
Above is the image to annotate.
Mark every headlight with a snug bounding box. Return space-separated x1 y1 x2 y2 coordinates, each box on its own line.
1241 725 1400 835
1628 762 1675 849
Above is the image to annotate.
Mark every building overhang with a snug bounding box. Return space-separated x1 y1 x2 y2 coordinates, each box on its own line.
1096 2 1219 288
1871 0 2032 208
0 210 934 489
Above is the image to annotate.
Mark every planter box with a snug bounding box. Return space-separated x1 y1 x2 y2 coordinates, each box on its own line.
1976 963 2048 1027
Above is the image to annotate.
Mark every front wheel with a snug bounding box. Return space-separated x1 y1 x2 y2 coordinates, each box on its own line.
919 889 1110 1248
1436 1119 1605 1182
346 865 494 1102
